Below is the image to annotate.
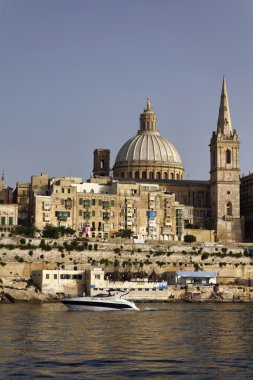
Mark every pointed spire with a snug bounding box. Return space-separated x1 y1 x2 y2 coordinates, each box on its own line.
217 77 233 136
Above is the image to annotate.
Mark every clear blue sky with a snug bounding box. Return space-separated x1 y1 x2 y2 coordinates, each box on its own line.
0 0 252 187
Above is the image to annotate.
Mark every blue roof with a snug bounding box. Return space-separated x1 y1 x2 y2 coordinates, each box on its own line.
176 270 217 278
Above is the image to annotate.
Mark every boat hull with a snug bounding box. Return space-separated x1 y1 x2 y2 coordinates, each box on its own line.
61 297 139 311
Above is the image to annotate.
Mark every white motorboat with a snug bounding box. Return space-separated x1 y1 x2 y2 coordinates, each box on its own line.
61 292 139 311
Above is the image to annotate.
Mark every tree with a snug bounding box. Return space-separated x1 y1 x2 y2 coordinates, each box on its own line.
42 225 61 239
184 234 197 244
14 226 37 237
116 229 133 239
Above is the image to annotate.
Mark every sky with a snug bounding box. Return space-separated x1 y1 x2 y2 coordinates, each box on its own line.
0 0 253 188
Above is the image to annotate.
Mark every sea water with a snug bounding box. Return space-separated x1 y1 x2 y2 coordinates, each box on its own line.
0 302 253 379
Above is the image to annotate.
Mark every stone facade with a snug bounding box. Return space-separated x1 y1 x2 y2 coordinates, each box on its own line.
209 78 242 241
32 179 191 241
240 173 253 241
13 182 30 225
0 203 18 236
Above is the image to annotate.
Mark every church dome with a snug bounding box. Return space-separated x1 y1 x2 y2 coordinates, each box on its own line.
115 133 182 165
113 98 184 180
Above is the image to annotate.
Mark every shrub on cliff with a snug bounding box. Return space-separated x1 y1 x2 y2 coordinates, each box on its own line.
201 252 209 260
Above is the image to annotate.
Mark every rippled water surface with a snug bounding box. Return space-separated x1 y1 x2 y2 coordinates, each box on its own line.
0 302 253 379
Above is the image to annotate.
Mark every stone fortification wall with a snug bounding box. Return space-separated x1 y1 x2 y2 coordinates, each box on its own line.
0 238 253 281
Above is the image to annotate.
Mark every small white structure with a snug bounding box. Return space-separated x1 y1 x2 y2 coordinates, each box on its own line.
167 270 217 286
85 267 169 300
31 269 85 296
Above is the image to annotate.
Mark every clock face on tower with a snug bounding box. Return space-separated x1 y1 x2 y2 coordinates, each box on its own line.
224 172 231 180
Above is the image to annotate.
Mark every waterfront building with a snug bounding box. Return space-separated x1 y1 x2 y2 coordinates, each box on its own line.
32 267 170 300
31 269 85 296
166 270 217 285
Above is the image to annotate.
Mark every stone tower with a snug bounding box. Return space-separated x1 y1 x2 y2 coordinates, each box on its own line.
93 149 110 177
210 78 242 242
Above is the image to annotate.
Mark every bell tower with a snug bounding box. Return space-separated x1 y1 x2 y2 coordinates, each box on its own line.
93 149 110 177
210 78 242 242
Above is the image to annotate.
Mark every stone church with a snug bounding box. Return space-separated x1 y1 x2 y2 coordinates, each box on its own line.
93 78 242 242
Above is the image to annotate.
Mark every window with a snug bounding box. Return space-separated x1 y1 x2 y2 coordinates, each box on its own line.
61 188 64 193
142 171 147 179
92 210 95 217
68 189 71 194
84 211 90 220
8 217 13 225
135 171 139 179
79 210 82 216
65 198 72 209
100 159 104 169
149 172 154 179
164 172 168 179
111 200 115 207
226 149 231 164
226 202 232 216
79 198 83 205
103 201 110 209
46 274 50 279
156 172 161 179
95 274 101 279
92 199 96 206
83 200 90 208
54 274 57 279
1 216 6 225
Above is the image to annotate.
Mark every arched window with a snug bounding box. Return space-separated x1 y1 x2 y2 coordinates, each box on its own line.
128 172 132 178
100 159 104 169
156 172 161 179
142 171 147 179
176 173 179 180
226 202 232 216
226 149 231 164
163 172 168 179
171 173 174 180
121 172 124 178
149 171 154 179
135 171 139 179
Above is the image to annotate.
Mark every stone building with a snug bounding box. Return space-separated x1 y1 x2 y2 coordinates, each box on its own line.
0 178 13 204
94 78 242 242
0 203 18 236
240 173 253 241
13 78 243 242
12 182 30 225
33 178 190 241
